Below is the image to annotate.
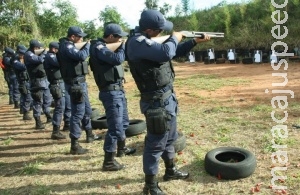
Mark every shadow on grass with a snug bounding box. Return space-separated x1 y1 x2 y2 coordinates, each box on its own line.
0 177 144 195
0 141 68 152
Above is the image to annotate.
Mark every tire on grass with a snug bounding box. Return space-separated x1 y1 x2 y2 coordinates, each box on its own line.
216 58 226 64
173 131 187 152
242 57 253 64
91 114 108 129
126 119 146 137
204 147 256 180
91 108 100 119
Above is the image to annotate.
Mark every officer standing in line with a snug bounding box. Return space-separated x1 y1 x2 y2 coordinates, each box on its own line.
1 51 13 105
3 47 21 108
11 45 33 120
90 23 136 171
44 42 71 140
126 10 211 195
58 26 101 155
24 39 53 129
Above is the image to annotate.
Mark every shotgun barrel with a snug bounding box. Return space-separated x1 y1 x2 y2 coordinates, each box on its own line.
180 31 224 38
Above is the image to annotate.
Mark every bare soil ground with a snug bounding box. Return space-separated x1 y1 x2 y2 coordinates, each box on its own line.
0 61 300 195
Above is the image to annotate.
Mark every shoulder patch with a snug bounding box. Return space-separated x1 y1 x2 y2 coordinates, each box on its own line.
50 53 55 58
145 39 154 46
97 44 104 50
29 53 34 56
67 44 74 49
136 35 146 42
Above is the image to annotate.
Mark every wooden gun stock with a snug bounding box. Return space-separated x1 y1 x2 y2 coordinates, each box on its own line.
34 48 49 55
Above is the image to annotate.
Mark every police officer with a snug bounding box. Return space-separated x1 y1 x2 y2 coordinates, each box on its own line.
3 47 21 108
126 10 211 194
44 42 71 140
11 45 33 120
58 26 101 155
90 23 136 171
24 39 53 129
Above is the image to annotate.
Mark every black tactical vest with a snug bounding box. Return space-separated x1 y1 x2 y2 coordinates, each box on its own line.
3 56 16 76
26 63 46 79
128 59 175 93
90 40 124 89
58 38 88 82
44 53 62 83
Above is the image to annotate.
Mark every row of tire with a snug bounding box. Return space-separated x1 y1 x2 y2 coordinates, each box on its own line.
203 57 271 64
90 108 187 152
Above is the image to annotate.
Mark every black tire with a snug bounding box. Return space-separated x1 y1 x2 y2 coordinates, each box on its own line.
126 119 146 137
91 108 100 119
242 57 253 64
216 58 226 64
204 147 256 180
173 131 186 152
91 114 108 129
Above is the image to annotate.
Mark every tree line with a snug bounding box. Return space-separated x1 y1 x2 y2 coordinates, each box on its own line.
0 0 299 52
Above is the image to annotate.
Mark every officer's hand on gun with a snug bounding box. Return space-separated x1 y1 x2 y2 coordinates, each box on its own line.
193 33 211 43
172 31 211 43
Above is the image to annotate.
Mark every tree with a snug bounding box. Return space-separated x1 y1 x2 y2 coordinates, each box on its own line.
144 0 159 10
159 2 172 15
98 6 128 30
37 0 78 38
181 0 190 15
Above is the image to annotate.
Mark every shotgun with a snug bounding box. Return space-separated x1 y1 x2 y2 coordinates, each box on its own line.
104 31 224 52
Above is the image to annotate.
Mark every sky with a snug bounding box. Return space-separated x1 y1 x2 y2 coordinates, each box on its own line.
50 0 243 28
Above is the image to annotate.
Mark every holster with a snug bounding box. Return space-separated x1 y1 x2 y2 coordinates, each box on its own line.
145 107 171 135
31 89 43 102
70 84 83 104
50 84 63 99
18 84 28 95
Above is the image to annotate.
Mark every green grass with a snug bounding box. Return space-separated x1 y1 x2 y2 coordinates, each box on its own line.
30 183 51 195
2 137 13 145
19 161 43 175
175 74 250 91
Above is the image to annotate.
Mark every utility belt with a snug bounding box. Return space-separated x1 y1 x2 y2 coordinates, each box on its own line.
100 84 123 91
65 76 86 85
32 77 47 82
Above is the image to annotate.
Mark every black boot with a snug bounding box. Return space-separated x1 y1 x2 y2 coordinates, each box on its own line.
45 112 52 123
51 125 66 140
143 175 165 195
62 123 70 131
163 159 189 181
20 107 24 114
14 101 20 109
23 112 32 120
85 129 102 143
102 152 124 171
34 116 45 130
70 138 88 155
9 98 14 105
116 139 136 157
